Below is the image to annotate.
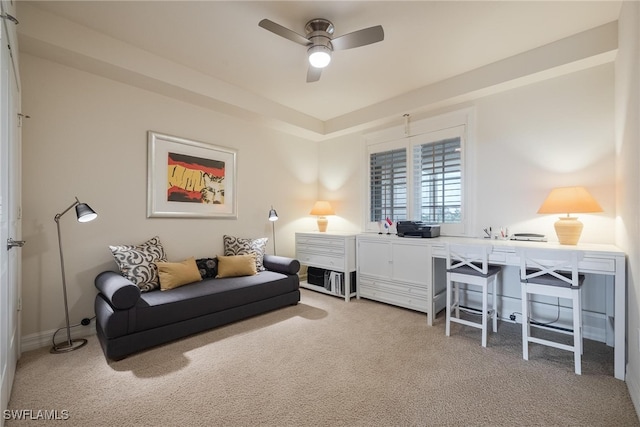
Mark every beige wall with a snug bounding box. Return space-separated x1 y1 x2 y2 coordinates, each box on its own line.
616 0 640 410
474 63 615 243
20 53 319 340
319 65 617 245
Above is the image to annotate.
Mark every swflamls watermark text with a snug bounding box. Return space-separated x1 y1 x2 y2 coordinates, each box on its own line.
3 409 70 421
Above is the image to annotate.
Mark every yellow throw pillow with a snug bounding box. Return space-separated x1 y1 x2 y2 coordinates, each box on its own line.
156 257 203 291
216 254 257 278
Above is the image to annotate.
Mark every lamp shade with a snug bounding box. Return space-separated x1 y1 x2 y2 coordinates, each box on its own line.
537 186 603 214
268 207 278 222
75 203 98 223
309 201 335 216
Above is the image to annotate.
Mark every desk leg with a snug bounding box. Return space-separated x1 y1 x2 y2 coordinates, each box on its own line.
614 257 626 381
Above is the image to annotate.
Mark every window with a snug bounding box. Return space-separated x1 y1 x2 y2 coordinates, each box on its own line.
412 137 461 223
369 148 407 222
366 111 471 236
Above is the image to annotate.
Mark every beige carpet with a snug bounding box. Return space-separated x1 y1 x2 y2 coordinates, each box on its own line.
7 289 639 426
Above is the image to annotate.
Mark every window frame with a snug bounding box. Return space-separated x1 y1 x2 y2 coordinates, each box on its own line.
364 109 475 236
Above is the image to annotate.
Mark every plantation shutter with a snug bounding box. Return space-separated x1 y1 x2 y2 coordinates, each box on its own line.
369 148 407 222
413 137 461 223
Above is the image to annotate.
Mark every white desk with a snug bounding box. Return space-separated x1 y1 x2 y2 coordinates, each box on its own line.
356 234 626 380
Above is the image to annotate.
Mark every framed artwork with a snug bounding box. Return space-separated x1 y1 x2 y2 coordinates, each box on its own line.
147 131 237 218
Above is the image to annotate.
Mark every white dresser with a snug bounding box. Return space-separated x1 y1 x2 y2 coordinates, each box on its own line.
356 234 446 325
295 232 357 301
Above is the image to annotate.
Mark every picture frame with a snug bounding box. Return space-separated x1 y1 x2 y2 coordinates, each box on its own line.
147 131 237 218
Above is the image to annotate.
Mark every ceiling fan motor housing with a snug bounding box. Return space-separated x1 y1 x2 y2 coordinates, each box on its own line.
305 19 333 68
305 19 334 49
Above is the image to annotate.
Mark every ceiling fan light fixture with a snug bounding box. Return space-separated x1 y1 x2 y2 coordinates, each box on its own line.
308 45 332 68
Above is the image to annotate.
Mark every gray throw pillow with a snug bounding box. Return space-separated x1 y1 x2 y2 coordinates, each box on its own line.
196 257 218 279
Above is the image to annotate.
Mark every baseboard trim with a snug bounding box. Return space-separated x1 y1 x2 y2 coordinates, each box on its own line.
21 324 96 353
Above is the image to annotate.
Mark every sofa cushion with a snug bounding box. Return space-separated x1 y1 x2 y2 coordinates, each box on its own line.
223 235 268 271
132 271 298 333
157 257 203 291
196 257 218 279
109 236 167 292
216 254 257 278
95 271 141 310
263 255 301 275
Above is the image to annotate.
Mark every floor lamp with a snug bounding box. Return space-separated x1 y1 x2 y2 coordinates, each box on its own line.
51 197 98 354
268 206 278 255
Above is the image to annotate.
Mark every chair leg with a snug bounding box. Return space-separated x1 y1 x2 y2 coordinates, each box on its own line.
573 289 582 375
578 289 583 356
521 284 529 361
454 282 460 318
445 275 452 337
492 276 498 333
481 281 488 347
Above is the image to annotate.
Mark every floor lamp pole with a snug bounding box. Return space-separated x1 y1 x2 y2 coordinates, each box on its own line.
272 221 277 256
268 206 278 256
51 199 90 353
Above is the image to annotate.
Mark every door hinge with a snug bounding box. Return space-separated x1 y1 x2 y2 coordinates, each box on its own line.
1 14 19 25
17 113 30 127
17 297 21 312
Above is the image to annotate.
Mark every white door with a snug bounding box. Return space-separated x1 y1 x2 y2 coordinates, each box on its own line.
0 1 22 423
357 239 391 278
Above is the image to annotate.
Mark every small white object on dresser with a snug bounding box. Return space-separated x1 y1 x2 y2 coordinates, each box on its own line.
295 232 357 301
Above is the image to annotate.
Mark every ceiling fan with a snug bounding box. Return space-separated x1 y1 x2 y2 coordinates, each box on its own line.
258 18 384 82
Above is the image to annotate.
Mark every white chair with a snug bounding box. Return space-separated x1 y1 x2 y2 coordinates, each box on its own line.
519 248 584 375
445 244 502 347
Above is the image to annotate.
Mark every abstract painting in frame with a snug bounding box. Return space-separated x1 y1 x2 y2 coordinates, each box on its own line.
147 131 237 218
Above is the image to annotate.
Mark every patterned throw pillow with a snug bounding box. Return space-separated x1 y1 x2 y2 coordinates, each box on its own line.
196 257 218 279
223 235 268 271
109 236 167 292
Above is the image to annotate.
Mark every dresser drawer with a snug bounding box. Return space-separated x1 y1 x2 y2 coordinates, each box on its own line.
296 236 345 249
296 242 345 256
297 251 345 270
359 282 429 313
359 276 429 295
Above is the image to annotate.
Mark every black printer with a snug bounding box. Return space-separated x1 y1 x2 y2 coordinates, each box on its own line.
396 221 441 238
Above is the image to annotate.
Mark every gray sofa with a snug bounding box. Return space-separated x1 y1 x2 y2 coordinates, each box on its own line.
94 255 300 360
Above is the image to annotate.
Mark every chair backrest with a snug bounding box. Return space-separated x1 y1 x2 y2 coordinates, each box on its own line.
518 248 584 287
447 244 492 275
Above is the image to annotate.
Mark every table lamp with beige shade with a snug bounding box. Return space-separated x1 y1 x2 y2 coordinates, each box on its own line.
537 186 603 245
309 201 335 232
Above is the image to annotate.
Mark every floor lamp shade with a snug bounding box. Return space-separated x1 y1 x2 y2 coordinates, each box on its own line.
537 186 602 245
310 201 335 232
268 206 278 255
51 197 98 354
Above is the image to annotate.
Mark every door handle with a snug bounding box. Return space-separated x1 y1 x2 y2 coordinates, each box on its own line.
7 238 25 250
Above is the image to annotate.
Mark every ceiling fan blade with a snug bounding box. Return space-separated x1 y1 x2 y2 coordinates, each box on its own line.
259 19 310 46
331 25 384 50
307 66 322 83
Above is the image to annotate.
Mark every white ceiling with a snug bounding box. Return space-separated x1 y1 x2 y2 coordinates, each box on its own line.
21 1 622 135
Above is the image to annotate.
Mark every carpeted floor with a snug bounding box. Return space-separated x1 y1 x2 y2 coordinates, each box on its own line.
7 289 639 426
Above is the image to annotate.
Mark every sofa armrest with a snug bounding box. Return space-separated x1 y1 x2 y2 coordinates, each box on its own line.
263 255 300 275
95 271 141 310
